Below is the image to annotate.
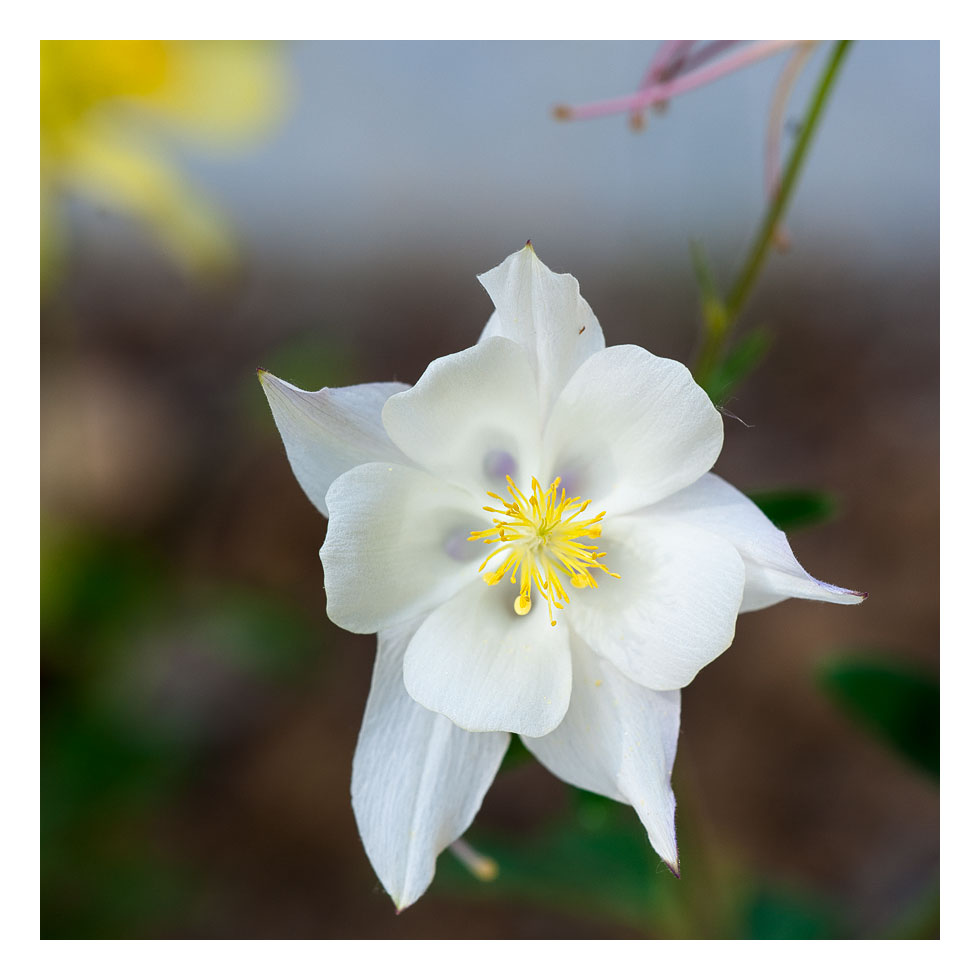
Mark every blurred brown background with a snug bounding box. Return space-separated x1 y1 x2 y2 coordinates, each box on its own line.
40 41 938 938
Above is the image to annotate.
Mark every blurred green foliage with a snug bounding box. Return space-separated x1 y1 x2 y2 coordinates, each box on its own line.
41 699 195 938
434 776 857 939
41 523 323 936
689 241 726 339
41 527 164 663
441 701 938 940
819 655 939 780
743 887 841 939
262 332 360 393
701 326 773 405
435 789 670 934
749 489 838 532
689 239 772 407
885 883 940 940
245 333 362 435
498 735 532 771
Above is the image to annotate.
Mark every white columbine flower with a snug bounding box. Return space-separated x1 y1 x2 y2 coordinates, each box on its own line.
259 244 865 911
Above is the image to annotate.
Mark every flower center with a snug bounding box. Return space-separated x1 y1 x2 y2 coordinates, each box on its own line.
468 475 619 626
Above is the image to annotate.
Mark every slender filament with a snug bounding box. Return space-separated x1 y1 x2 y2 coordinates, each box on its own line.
468 475 619 626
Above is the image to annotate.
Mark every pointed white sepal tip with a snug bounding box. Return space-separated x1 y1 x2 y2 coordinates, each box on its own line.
819 581 868 605
390 876 425 914
648 827 680 879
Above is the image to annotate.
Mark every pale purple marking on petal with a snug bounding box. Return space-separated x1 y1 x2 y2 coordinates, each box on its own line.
483 449 517 481
443 527 483 564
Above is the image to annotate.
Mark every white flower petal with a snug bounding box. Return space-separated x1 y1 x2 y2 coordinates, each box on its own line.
567 515 744 690
352 620 509 911
404 580 573 737
259 371 408 517
477 244 605 415
382 337 541 497
542 345 723 515
524 634 680 873
322 462 481 633
651 474 867 611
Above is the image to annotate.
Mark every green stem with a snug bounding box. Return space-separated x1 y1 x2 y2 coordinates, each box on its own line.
725 40 851 323
694 40 852 385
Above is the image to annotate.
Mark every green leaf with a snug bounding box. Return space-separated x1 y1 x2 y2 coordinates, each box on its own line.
41 526 164 658
435 790 671 932
41 701 186 839
178 586 321 680
703 325 772 403
744 886 842 939
748 488 837 531
818 656 939 779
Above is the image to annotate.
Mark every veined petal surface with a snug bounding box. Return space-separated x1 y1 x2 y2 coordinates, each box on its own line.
404 580 573 738
352 620 509 911
259 371 408 517
650 473 866 611
322 462 480 633
524 635 680 872
541 345 723 515
382 337 541 497
477 244 605 415
567 515 744 690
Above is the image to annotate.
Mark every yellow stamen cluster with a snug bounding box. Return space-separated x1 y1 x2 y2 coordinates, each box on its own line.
468 475 619 626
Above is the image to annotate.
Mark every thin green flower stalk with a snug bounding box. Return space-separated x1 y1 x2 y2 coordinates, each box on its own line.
694 41 853 388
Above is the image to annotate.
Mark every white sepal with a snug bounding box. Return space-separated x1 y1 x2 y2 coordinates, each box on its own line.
352 620 509 911
650 473 867 611
524 634 680 873
259 371 407 517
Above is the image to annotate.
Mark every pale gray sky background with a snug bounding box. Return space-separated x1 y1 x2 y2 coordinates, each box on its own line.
173 41 937 280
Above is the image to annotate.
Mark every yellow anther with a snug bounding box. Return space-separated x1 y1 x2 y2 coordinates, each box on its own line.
469 475 620 626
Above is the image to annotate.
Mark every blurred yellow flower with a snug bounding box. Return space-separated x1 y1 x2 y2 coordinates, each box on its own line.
41 40 286 286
